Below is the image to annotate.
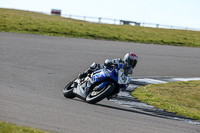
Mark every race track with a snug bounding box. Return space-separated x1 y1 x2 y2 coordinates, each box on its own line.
0 32 200 133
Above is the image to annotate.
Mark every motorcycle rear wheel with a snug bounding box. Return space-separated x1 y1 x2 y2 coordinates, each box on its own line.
63 81 76 99
86 84 114 104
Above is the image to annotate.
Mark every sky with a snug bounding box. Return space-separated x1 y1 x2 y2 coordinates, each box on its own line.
1 0 200 29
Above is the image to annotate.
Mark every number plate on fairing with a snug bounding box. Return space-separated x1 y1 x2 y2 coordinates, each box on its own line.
118 69 129 84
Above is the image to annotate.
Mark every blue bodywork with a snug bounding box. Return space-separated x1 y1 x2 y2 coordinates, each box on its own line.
90 63 126 91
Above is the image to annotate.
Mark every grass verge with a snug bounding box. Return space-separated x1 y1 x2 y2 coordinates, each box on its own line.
1 8 200 47
131 80 200 121
0 121 49 133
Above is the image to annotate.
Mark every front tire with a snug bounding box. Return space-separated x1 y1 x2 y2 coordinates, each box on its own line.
63 81 76 99
86 84 114 104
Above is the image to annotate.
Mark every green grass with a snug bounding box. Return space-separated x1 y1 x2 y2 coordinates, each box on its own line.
0 121 49 133
131 80 200 121
1 8 200 47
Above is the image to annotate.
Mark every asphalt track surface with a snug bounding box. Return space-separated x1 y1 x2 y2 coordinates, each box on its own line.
0 32 200 133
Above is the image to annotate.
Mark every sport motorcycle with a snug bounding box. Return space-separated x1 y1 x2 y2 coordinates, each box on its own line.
63 63 130 104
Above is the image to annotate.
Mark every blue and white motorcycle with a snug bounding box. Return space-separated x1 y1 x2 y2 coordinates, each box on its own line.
63 63 130 104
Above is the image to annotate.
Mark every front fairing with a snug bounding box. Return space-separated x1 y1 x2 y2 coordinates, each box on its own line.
90 63 130 85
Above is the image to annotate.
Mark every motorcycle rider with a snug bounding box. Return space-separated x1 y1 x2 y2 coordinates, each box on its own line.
78 52 138 94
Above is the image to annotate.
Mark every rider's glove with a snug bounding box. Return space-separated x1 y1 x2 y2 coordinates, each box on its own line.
104 59 113 68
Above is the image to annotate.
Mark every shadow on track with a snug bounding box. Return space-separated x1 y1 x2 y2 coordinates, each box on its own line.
95 102 195 122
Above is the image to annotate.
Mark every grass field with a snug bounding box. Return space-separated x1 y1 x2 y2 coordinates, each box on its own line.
0 121 49 133
1 8 200 47
132 80 200 121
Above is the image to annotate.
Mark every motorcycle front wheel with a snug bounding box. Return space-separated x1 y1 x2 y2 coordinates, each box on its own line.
63 81 76 99
86 84 114 104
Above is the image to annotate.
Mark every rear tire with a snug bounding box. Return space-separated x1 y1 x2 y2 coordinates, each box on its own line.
86 84 114 104
63 81 76 99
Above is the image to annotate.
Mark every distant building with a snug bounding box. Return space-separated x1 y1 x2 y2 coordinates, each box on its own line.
120 20 140 26
51 9 61 16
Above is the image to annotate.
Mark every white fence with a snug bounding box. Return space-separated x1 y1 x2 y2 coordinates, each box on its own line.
33 10 197 31
60 14 200 31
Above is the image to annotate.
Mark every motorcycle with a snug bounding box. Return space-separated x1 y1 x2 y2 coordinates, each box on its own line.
63 63 130 104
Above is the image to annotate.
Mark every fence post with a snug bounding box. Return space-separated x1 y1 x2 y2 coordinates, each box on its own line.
114 19 116 24
99 17 101 23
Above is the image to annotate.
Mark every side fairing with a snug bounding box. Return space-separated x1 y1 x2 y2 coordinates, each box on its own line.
92 69 111 82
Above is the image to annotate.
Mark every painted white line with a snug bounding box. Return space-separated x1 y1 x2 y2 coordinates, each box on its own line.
131 78 167 84
117 91 132 97
109 99 157 110
171 77 200 81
